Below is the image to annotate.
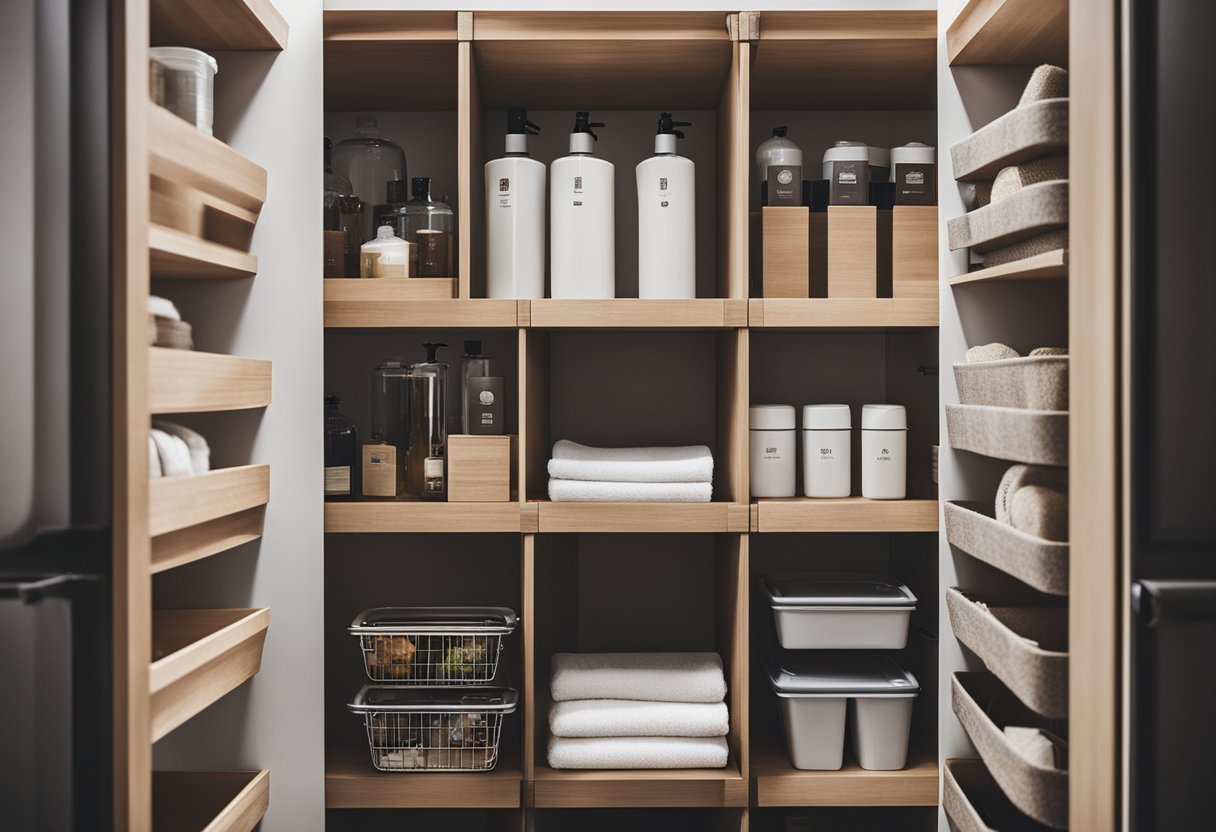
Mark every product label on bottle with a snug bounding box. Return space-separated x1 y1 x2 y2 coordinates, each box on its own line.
324 465 351 496
764 446 783 459
658 176 671 208
362 444 398 498
766 165 802 205
571 175 584 207
818 447 836 460
894 163 936 205
496 177 512 208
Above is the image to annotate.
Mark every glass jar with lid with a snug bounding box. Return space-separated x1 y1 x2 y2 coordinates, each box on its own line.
332 114 407 242
391 177 455 277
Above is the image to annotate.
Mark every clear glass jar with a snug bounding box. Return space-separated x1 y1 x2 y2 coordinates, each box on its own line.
391 177 455 277
332 114 407 242
368 358 411 499
323 138 355 278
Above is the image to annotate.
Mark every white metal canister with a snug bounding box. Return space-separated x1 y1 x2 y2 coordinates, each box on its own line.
750 405 796 498
861 405 907 499
802 405 851 498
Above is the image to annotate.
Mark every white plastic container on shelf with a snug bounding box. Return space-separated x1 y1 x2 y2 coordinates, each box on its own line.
861 404 908 499
749 405 796 498
802 404 852 498
550 112 615 298
149 47 218 135
486 107 546 298
359 225 410 279
767 653 919 771
637 113 695 299
764 574 917 649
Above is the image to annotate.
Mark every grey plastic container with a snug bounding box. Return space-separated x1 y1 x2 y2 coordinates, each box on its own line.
764 574 917 650
945 758 1056 832
950 99 1070 183
944 501 1068 596
953 356 1069 411
947 180 1069 253
945 404 1068 466
768 653 919 771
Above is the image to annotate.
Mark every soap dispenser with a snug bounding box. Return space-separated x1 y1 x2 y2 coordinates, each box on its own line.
407 342 448 500
551 112 615 299
486 107 546 298
637 112 695 299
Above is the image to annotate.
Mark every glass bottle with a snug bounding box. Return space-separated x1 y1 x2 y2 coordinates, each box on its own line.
460 339 491 435
366 359 410 499
323 138 354 278
332 114 407 242
394 176 456 277
372 179 409 238
324 395 358 500
406 343 447 500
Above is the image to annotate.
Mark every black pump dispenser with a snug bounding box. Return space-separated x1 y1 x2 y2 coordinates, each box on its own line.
422 342 447 364
572 111 605 141
656 112 692 139
507 106 540 136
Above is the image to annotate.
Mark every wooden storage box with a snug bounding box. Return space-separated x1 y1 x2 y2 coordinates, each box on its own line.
761 206 809 298
447 434 516 502
827 205 877 298
892 205 938 298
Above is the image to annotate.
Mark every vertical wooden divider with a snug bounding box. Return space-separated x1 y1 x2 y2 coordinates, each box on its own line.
717 39 750 300
522 534 536 785
717 534 750 783
716 328 750 505
457 36 483 299
520 330 550 506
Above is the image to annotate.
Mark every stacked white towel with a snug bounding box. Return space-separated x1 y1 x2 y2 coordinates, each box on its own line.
149 421 211 478
546 440 714 503
547 652 730 770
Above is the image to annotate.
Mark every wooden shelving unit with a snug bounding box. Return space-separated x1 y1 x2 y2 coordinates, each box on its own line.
149 225 258 280
324 501 523 534
325 748 522 809
530 763 748 809
946 0 1068 66
148 348 272 414
151 770 270 832
324 11 459 111
749 298 940 329
752 743 939 807
149 465 270 538
533 500 751 534
150 0 288 51
324 281 523 328
948 248 1069 286
752 497 939 533
528 299 749 329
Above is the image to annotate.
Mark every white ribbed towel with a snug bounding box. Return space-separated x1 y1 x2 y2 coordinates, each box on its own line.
548 440 713 484
547 736 729 770
550 700 729 738
154 420 210 474
551 653 726 704
148 295 181 321
548 479 713 503
149 434 163 478
149 428 193 477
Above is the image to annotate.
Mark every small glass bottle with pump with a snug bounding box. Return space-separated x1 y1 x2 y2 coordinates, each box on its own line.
365 359 410 499
407 343 448 500
324 395 358 500
332 114 408 241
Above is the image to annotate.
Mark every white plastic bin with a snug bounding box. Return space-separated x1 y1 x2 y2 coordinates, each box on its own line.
767 653 919 771
149 47 218 135
764 574 917 649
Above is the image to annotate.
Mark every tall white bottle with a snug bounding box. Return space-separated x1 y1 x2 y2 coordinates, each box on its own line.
550 112 615 298
485 107 545 298
637 112 695 298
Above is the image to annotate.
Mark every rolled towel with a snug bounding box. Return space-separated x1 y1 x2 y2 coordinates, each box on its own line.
153 420 210 474
551 652 726 704
1018 64 1069 106
548 479 713 503
148 295 181 321
1011 484 1069 542
550 700 729 738
548 440 713 484
547 736 729 770
966 343 1020 362
991 155 1068 203
149 428 193 477
995 464 1068 524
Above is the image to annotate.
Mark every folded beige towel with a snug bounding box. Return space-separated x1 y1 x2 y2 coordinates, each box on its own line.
1011 484 1069 541
991 155 1068 203
966 343 1020 362
1018 65 1069 106
1004 726 1063 769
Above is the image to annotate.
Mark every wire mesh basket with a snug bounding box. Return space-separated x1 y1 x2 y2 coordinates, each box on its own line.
350 686 518 772
349 606 517 684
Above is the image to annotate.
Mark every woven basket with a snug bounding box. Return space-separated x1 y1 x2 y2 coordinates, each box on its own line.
944 502 1068 596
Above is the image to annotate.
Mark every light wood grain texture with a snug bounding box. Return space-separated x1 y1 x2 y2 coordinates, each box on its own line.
892 206 939 298
521 330 550 500
149 465 271 538
718 39 748 299
520 502 540 534
827 206 878 299
149 608 270 742
528 300 745 328
326 277 455 301
323 289 520 328
151 770 269 832
447 435 515 502
324 10 458 41
535 501 748 534
531 762 747 808
754 497 939 533
325 747 521 808
147 105 267 215
150 178 256 253
522 535 536 781
752 742 939 806
717 329 750 504
148 348 271 414
324 41 458 111
750 12 936 110
761 208 810 298
150 0 287 50
151 506 265 575
947 0 1068 66
718 536 749 781
149 225 258 279
323 501 522 533
458 40 480 297
749 298 939 329
948 248 1069 286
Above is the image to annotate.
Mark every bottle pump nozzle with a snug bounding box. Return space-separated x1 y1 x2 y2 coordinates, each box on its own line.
572 111 605 141
772 126 788 137
507 106 540 136
656 112 692 139
422 342 447 364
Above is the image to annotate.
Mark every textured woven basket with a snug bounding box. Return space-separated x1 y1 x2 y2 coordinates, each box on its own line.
980 230 1068 268
944 501 1068 596
945 404 1068 466
948 181 1069 253
951 99 1069 183
945 758 1056 832
954 356 1068 411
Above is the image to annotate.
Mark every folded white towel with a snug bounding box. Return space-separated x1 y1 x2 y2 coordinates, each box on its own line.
149 434 163 478
149 428 193 477
551 653 726 704
153 420 210 474
148 295 181 321
548 736 729 770
548 479 713 503
548 440 713 484
550 700 729 738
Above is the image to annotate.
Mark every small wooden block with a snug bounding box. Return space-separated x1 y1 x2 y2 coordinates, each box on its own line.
447 435 515 502
892 205 938 298
827 206 877 298
762 207 810 298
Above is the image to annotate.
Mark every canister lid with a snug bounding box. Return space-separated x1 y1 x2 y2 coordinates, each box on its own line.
349 606 518 635
891 142 936 166
350 685 519 713
861 404 907 430
764 573 917 607
149 46 218 74
802 404 851 430
750 404 796 431
822 141 870 164
766 653 920 697
867 146 891 169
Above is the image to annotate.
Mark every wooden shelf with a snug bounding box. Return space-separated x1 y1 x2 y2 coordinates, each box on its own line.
325 747 521 809
152 770 269 832
949 249 1069 286
749 298 939 329
324 12 459 111
531 761 747 808
151 0 287 51
152 507 266 575
753 497 939 533
150 225 258 280
528 299 748 329
752 743 939 807
324 282 522 328
149 608 270 743
324 501 522 533
148 348 272 414
947 0 1068 66
534 501 750 534
148 106 267 217
149 465 270 538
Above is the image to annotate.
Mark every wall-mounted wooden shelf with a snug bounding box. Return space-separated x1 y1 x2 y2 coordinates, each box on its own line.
151 770 269 832
149 608 270 743
534 501 751 534
752 497 939 533
752 744 939 807
949 249 1069 286
324 11 459 111
528 299 748 329
149 464 271 538
151 0 288 51
148 348 272 414
148 106 267 217
531 762 747 808
324 501 523 534
749 298 940 329
150 225 258 280
946 0 1068 66
325 748 521 809
323 282 522 328
152 506 266 575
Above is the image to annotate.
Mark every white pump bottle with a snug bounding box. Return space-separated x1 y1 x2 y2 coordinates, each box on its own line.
485 106 545 298
550 112 615 298
637 112 696 298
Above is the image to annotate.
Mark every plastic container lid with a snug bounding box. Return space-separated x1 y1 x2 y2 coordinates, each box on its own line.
765 573 917 607
861 404 907 430
349 606 518 635
890 142 936 166
750 404 796 431
823 141 870 164
802 404 851 430
766 653 920 697
349 685 519 713
149 46 218 75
